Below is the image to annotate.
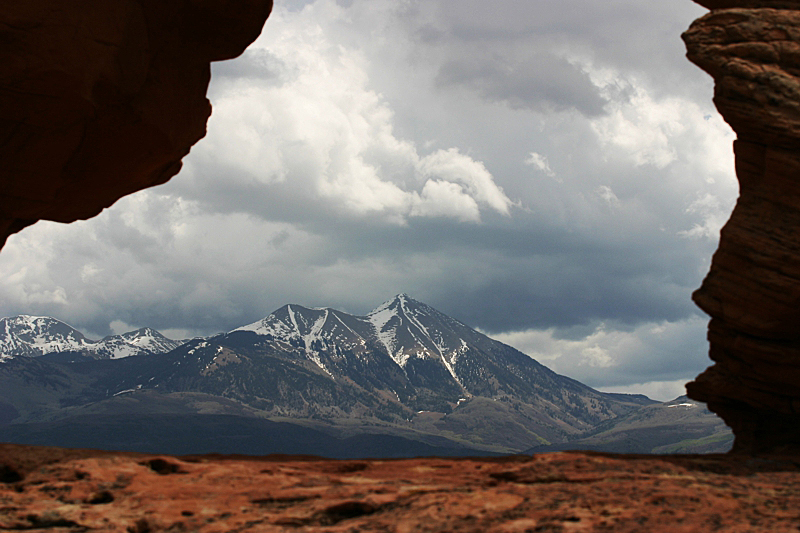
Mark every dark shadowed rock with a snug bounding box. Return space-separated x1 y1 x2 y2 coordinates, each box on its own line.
684 0 800 453
0 0 273 247
694 0 800 8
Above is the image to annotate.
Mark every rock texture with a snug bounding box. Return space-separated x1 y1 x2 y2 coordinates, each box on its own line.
1 443 799 532
684 0 800 453
0 0 273 247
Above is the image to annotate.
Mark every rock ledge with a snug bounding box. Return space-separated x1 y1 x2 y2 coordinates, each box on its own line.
1 443 800 532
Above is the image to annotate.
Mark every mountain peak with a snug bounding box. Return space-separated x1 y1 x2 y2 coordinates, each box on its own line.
4 314 75 329
0 315 91 360
394 293 418 305
369 293 419 315
118 327 180 355
0 315 180 361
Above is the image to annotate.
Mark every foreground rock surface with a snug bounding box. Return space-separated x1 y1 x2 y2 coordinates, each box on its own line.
684 0 800 451
1 444 799 532
0 0 273 247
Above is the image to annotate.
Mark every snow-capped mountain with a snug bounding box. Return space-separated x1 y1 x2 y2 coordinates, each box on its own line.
0 316 181 361
140 294 643 439
0 296 657 452
88 328 182 360
114 328 182 355
234 294 489 384
0 315 93 361
366 294 491 376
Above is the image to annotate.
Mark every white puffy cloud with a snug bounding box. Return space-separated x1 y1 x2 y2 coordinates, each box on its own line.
525 152 557 180
679 193 731 240
486 315 710 401
182 4 513 226
410 180 480 222
595 185 620 207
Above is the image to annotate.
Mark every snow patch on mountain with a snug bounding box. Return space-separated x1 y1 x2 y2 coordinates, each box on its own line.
0 315 181 361
400 299 435 349
88 337 149 360
0 315 92 361
441 340 470 387
228 294 483 391
368 300 405 366
235 309 297 339
296 307 333 376
119 328 182 354
366 295 472 377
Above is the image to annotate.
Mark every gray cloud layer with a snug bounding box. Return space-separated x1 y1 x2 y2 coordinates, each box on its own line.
0 0 735 400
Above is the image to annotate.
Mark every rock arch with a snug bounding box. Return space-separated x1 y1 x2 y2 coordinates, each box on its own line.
2 0 799 454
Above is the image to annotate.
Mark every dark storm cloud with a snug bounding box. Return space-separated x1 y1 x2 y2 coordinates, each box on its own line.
436 53 607 116
267 211 709 333
433 0 707 95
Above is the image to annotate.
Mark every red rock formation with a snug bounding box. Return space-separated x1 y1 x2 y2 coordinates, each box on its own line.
0 0 273 247
1 443 799 532
695 0 800 8
684 1 800 453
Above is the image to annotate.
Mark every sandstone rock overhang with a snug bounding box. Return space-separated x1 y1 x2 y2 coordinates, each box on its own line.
0 0 273 247
684 0 800 453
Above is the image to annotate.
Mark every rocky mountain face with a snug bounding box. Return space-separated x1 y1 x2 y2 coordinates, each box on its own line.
0 316 181 361
0 296 654 453
684 0 800 453
0 0 273 248
0 316 92 360
134 296 649 441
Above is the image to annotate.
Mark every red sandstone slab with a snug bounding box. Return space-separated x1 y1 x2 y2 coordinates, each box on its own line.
1 443 799 532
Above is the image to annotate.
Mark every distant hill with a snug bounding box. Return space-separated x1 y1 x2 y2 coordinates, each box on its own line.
0 411 497 459
525 396 732 454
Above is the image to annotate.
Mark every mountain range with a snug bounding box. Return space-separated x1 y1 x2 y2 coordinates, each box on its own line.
0 315 181 360
0 295 731 456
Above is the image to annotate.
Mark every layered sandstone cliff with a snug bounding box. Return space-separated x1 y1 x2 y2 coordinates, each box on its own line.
684 0 800 452
0 0 273 247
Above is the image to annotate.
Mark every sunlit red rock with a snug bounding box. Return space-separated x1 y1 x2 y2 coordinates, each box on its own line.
0 0 273 247
1 443 800 532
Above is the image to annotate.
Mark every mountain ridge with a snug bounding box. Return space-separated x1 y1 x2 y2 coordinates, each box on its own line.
233 294 503 389
0 315 181 362
0 295 664 454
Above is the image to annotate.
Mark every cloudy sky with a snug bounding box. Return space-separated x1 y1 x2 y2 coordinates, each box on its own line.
0 0 738 401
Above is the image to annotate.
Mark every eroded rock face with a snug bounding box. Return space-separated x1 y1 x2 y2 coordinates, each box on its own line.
0 0 273 247
684 0 800 453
